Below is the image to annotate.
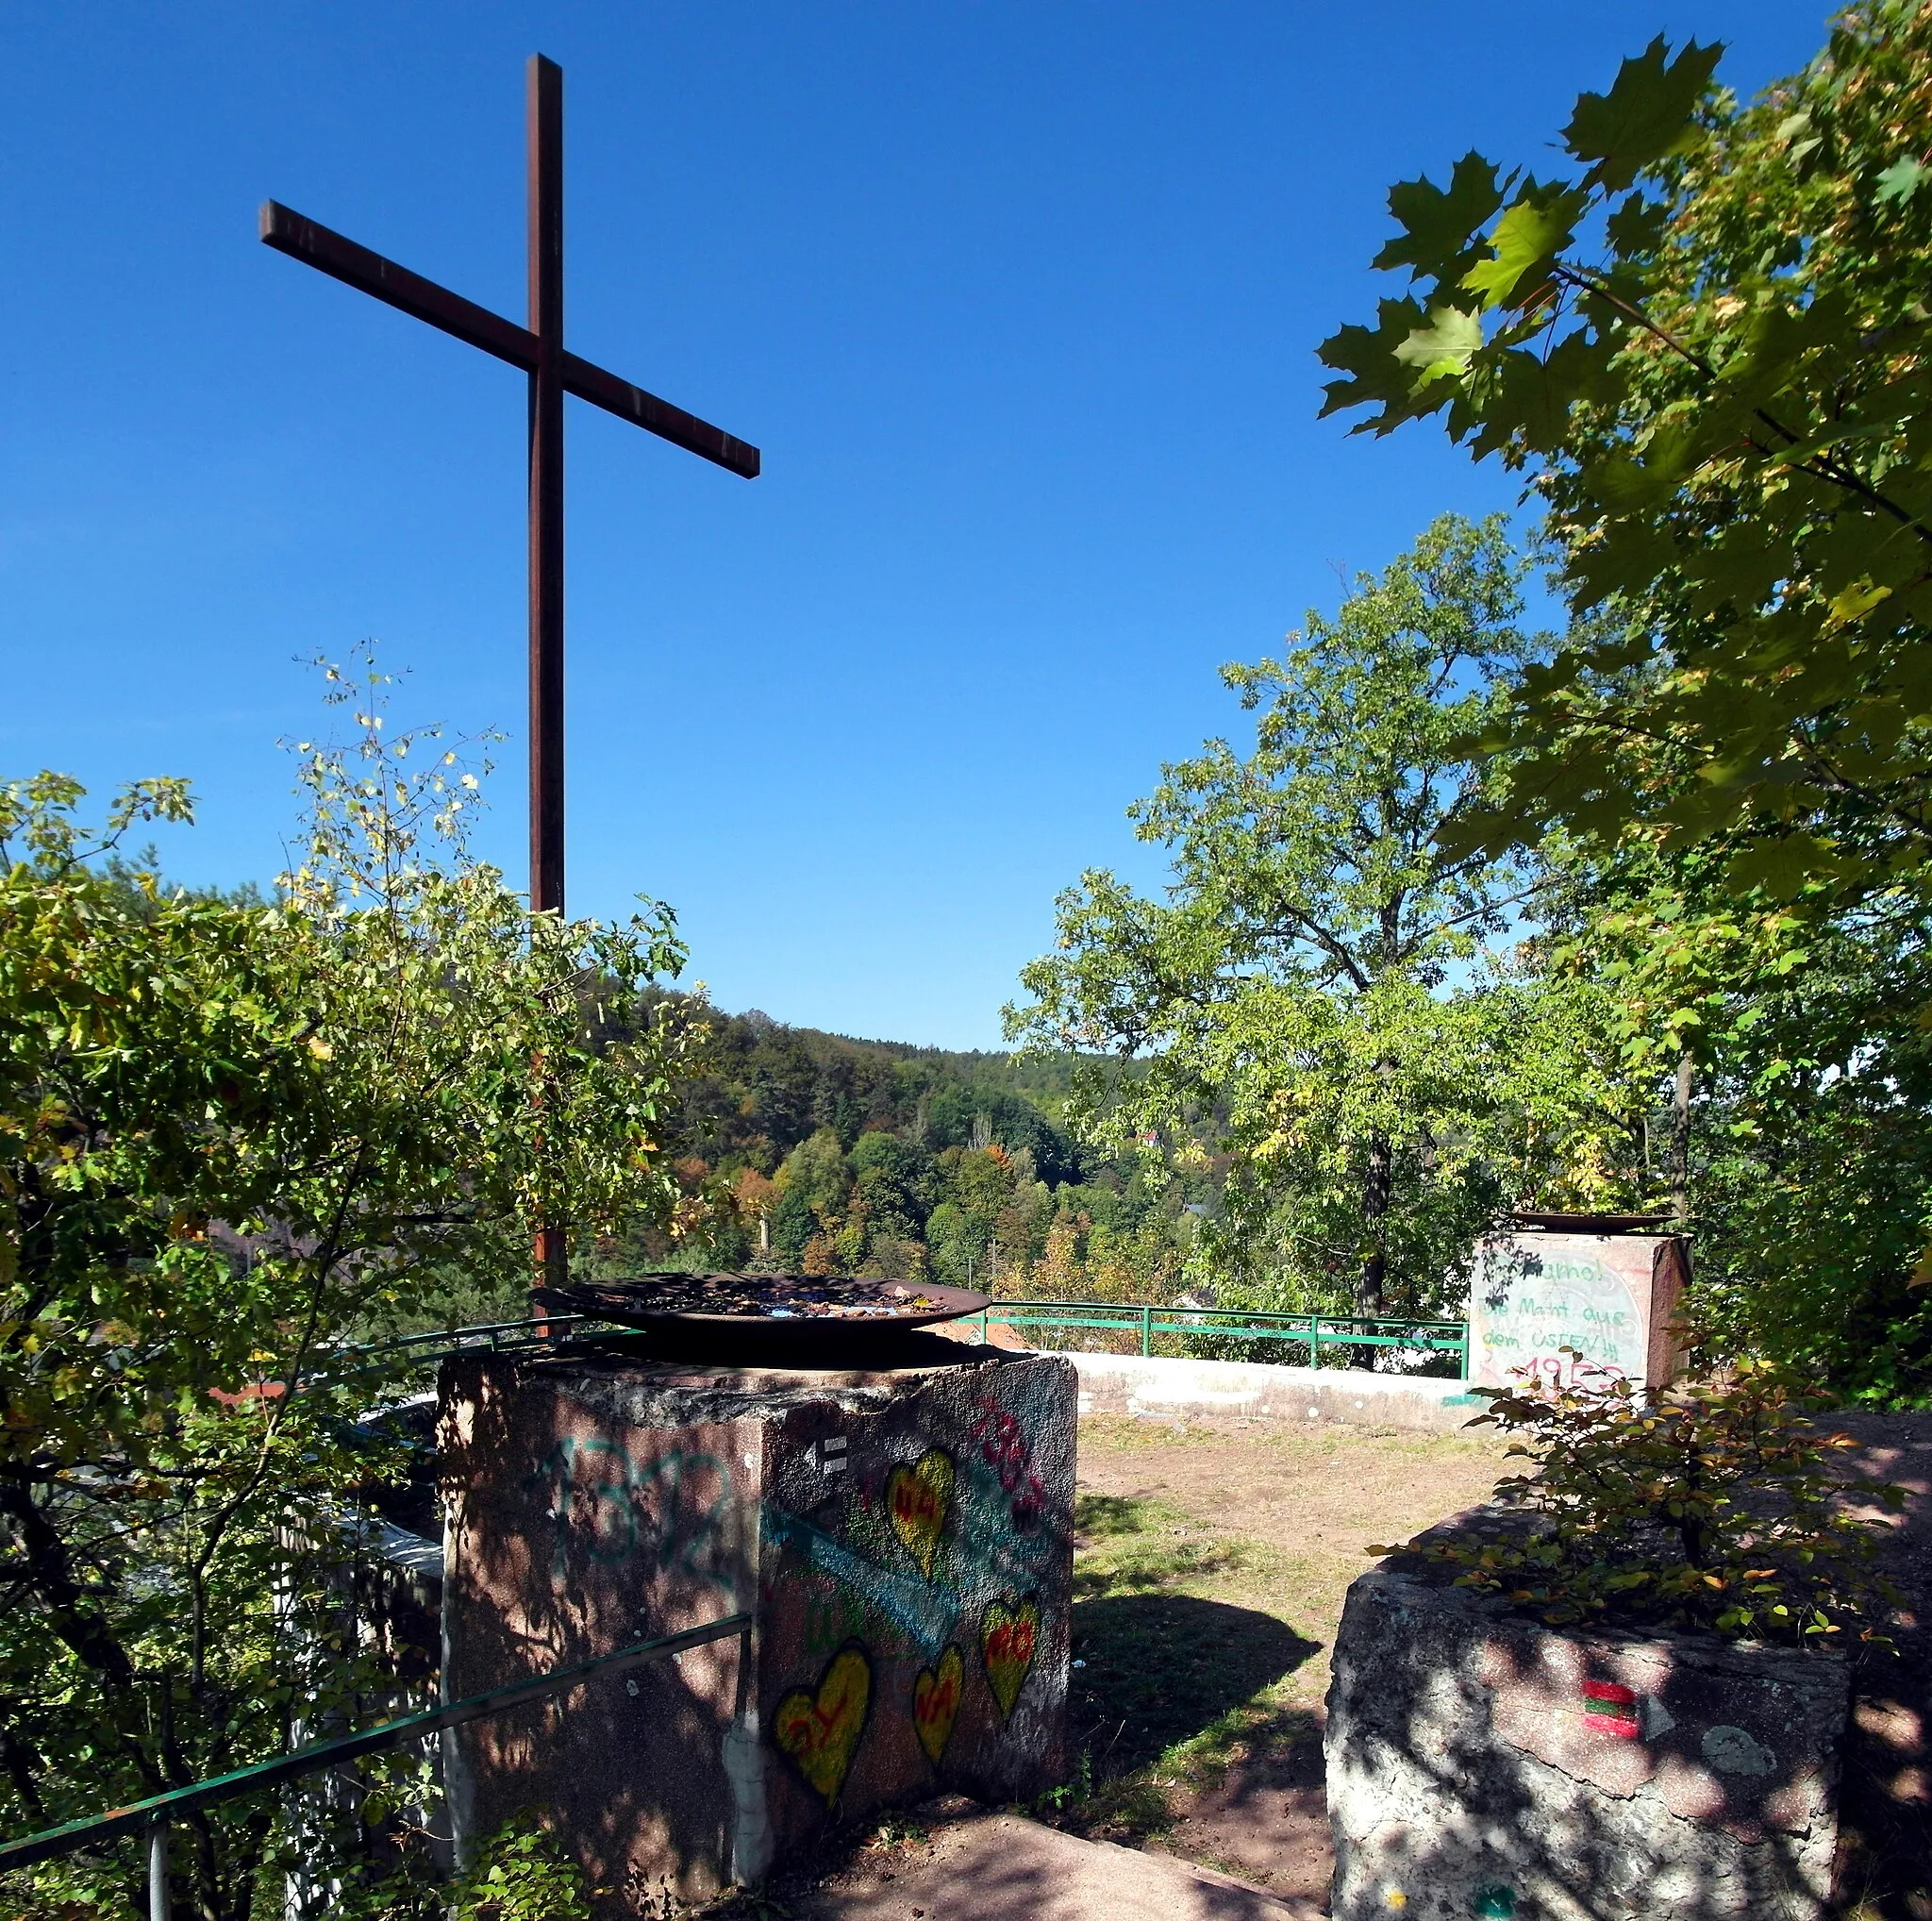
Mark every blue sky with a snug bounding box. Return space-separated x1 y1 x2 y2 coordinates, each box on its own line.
4 2 1833 1045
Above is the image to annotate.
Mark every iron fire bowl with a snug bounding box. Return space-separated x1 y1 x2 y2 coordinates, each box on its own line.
533 1272 991 1361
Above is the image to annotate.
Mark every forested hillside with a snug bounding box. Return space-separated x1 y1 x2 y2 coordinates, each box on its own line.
599 998 1208 1299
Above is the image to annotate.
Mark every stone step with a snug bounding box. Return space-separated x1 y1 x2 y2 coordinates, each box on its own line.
793 1811 1325 1921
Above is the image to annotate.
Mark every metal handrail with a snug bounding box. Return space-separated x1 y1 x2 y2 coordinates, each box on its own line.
1 1320 716 1914
230 1314 625 1405
0 1611 752 1910
971 1296 1470 1374
321 1312 613 1373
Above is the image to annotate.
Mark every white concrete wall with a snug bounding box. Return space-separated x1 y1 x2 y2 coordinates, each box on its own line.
1067 1350 1485 1432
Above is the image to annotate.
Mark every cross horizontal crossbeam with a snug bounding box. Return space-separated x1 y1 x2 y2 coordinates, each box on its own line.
259 200 760 479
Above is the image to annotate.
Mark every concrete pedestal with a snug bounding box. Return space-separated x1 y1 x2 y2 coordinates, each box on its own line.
1469 1231 1689 1393
1325 1567 1849 1921
437 1337 1075 1908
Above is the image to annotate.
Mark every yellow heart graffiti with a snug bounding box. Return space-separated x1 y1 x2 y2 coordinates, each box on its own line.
773 1644 872 1807
912 1645 965 1765
981 1595 1040 1721
886 1447 955 1579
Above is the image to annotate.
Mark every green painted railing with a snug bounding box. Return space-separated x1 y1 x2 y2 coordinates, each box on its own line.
0 1611 752 1917
323 1312 612 1377
341 1304 1471 1378
968 1297 1470 1377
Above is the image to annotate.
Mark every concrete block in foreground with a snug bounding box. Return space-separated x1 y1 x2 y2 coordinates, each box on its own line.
793 1808 1321 1919
439 1341 1074 1909
1325 1566 1849 1920
1068 1351 1481 1432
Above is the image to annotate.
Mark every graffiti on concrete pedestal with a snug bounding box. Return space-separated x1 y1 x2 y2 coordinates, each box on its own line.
980 1595 1039 1720
886 1447 955 1578
798 1587 874 1662
762 1504 959 1659
1468 1232 1688 1394
444 1353 1071 1906
1471 1243 1640 1386
971 1395 1047 1530
756 1357 1074 1837
525 1436 735 1593
912 1644 965 1764
772 1641 874 1809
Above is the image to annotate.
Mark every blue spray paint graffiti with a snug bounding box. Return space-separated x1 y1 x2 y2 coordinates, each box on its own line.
762 1506 959 1660
950 1461 1057 1589
527 1438 735 1591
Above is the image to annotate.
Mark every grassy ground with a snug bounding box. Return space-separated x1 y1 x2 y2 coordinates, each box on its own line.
1050 1413 1511 1897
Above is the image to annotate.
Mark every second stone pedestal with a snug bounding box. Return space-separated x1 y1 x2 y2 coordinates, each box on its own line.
1468 1229 1690 1393
1326 1565 1848 1919
438 1337 1075 1907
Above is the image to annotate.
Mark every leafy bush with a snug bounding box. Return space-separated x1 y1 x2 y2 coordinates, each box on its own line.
0 657 703 1916
331 1815 595 1921
1374 1354 1907 1645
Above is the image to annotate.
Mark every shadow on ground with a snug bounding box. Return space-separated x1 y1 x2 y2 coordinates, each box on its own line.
1070 1591 1321 1780
1830 1415 1932 1921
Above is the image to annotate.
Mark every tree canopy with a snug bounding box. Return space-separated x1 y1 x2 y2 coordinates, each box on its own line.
1319 3 1932 904
1313 3 1932 1399
1009 516 1626 1323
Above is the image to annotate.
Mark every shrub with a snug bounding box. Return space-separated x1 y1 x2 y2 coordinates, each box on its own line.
1373 1353 1907 1646
0 657 702 1916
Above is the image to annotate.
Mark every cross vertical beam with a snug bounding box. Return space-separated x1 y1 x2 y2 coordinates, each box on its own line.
528 57 566 1291
261 52 759 1296
527 54 565 923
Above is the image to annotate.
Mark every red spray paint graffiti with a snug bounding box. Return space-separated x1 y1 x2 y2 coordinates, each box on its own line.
971 1398 1046 1529
912 1645 964 1763
773 1641 874 1807
886 1447 955 1578
981 1595 1039 1719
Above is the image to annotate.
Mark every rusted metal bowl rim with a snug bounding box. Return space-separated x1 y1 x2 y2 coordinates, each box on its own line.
534 1275 991 1337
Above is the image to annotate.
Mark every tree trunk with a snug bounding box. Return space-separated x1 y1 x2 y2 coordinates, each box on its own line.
1670 1048 1693 1226
1358 1136 1391 1316
1356 1128 1391 1368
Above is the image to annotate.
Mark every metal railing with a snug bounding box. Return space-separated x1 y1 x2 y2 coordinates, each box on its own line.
321 1312 617 1379
327 1301 1472 1381
0 1611 752 1918
968 1297 1470 1375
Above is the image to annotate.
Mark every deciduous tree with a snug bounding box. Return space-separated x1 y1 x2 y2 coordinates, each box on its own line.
1318 5 1932 902
1009 517 1625 1323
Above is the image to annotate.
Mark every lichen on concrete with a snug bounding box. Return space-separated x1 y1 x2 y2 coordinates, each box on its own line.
1324 1566 1848 1920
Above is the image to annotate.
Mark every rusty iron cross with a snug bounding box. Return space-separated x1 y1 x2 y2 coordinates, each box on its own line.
261 52 760 924
264 53 758 1290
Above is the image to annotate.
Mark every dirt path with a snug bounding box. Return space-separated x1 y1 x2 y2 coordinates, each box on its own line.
1052 1413 1512 1903
1828 1413 1932 1920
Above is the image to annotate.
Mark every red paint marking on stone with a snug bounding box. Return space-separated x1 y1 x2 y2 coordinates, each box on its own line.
1580 1679 1641 1739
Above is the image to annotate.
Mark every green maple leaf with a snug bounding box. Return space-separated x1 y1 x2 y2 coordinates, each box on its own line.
1319 298 1459 431
1724 833 1841 899
1825 578 1893 628
1470 347 1571 458
1373 152 1507 281
1874 156 1927 206
1604 192 1668 258
1563 36 1725 193
1392 307 1483 388
1461 190 1585 309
